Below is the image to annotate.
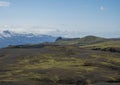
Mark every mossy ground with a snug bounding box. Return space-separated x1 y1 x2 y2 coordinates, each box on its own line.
0 45 120 85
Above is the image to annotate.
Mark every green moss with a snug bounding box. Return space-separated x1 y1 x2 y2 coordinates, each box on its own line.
0 44 120 84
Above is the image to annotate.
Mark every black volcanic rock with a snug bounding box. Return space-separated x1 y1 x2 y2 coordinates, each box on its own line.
56 37 63 41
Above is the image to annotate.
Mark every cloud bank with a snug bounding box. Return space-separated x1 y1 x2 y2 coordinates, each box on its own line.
0 1 10 7
0 25 56 35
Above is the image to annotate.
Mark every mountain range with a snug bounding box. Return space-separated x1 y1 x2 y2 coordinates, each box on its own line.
0 30 56 48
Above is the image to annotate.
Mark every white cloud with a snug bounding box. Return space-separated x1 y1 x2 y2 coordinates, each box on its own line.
0 1 10 7
100 6 105 11
0 25 56 35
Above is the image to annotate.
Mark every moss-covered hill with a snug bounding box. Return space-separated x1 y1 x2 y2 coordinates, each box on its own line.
0 45 120 85
55 36 106 45
81 40 120 53
55 36 120 53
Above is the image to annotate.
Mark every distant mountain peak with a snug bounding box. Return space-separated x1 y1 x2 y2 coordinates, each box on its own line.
0 30 14 38
0 30 56 48
3 30 11 34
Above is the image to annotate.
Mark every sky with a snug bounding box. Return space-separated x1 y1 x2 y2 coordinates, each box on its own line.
0 0 120 38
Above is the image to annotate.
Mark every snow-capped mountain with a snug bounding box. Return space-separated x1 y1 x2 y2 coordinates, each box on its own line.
0 30 56 48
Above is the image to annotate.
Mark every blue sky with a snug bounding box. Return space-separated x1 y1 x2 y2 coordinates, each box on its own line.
0 0 120 37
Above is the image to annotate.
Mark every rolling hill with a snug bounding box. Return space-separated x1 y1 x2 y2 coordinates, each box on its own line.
55 36 107 45
55 36 120 53
81 40 120 53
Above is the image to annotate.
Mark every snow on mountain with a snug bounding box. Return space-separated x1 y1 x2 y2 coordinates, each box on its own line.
0 30 56 48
